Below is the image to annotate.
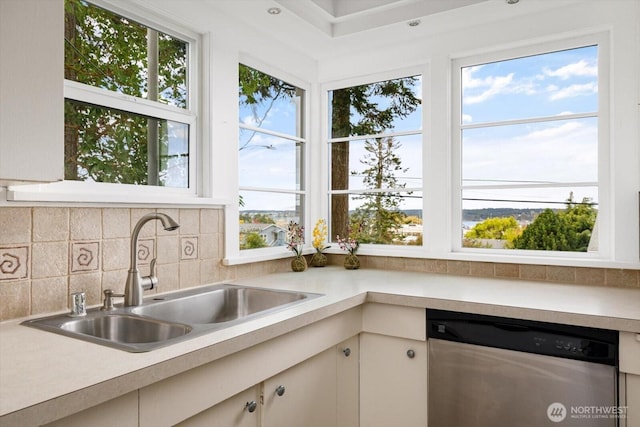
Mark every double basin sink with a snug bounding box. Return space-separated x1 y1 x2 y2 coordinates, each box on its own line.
22 284 322 352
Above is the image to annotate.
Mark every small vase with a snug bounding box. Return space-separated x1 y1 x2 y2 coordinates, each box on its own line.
344 253 360 270
291 255 307 272
310 251 328 267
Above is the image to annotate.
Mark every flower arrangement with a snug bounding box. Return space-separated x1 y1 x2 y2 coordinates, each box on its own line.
337 224 361 269
286 221 305 257
336 227 359 255
312 219 330 252
311 219 330 267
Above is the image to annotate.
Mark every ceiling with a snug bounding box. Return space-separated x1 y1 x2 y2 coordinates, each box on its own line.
273 0 490 37
154 0 576 62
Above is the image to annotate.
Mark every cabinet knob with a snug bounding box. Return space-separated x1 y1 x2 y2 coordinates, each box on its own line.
343 347 351 357
406 349 416 359
275 385 286 397
245 400 257 413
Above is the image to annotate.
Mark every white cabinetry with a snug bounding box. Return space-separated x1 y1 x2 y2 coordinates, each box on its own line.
139 308 361 426
620 331 640 426
262 346 337 427
0 0 64 185
360 303 428 427
42 392 138 427
177 385 261 427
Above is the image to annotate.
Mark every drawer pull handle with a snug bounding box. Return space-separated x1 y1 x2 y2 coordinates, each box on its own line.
407 349 416 359
343 347 351 357
245 401 257 413
275 385 286 397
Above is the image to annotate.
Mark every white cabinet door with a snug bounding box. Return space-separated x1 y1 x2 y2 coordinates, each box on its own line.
0 0 64 185
177 385 260 427
620 331 640 426
337 335 359 427
626 374 640 427
360 333 428 427
262 346 337 427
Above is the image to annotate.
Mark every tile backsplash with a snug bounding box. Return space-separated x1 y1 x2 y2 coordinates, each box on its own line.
1 206 638 322
0 207 227 321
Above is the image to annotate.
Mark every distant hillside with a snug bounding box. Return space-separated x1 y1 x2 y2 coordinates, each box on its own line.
240 208 550 223
462 208 548 222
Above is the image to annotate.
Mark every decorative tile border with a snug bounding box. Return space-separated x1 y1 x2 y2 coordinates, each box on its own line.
0 245 29 281
70 242 100 273
181 237 198 260
137 238 155 265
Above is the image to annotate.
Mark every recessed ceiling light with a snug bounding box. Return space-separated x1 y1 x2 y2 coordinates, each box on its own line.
408 20 421 27
267 7 281 15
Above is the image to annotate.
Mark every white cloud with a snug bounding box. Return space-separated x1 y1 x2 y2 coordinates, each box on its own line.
549 82 598 101
543 59 597 80
463 120 598 187
462 67 515 104
462 114 473 123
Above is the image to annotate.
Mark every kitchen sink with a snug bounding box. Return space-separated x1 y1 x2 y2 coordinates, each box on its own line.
22 284 322 352
131 285 310 325
22 312 192 352
61 314 191 343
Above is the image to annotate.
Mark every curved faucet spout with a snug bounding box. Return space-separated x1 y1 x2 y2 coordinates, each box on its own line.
125 213 180 306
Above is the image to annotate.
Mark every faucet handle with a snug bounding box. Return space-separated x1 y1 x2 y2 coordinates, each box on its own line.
140 258 158 291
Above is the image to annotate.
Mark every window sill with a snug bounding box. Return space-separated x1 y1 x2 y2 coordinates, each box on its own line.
2 183 231 208
224 243 640 270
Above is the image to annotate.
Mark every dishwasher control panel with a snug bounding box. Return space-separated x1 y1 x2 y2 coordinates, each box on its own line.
427 309 618 366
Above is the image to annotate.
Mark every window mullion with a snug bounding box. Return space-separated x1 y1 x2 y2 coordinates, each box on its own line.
461 111 598 130
64 80 194 124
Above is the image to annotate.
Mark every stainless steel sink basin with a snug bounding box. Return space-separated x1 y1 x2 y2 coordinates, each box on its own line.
61 314 191 343
131 285 310 325
22 284 322 352
22 312 192 352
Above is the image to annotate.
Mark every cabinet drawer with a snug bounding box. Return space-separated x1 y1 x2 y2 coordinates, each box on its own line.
362 303 425 340
620 331 640 375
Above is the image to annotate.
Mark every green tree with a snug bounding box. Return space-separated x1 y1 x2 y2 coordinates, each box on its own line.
513 195 596 252
64 0 187 185
238 64 297 150
465 217 521 244
240 232 268 250
330 77 421 242
351 137 408 244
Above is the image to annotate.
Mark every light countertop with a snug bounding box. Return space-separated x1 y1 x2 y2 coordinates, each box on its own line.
1 267 639 425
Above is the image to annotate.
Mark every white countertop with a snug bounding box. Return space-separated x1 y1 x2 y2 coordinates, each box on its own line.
1 267 639 425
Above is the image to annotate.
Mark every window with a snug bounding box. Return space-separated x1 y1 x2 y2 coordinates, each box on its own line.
64 0 194 188
328 75 422 247
238 64 306 250
454 43 602 253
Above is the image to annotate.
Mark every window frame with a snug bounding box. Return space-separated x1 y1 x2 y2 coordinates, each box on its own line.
228 58 311 263
323 66 427 257
7 0 214 205
450 32 611 261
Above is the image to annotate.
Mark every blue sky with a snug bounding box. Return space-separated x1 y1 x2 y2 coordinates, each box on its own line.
461 45 599 210
238 45 599 213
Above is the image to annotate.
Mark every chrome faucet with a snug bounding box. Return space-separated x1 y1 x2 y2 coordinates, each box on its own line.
125 213 179 306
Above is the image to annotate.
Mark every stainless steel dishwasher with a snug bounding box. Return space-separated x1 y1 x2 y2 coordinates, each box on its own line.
427 309 619 427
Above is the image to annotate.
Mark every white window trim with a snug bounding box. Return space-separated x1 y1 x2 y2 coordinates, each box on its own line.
322 66 427 256
224 57 311 265
6 0 223 206
450 32 611 263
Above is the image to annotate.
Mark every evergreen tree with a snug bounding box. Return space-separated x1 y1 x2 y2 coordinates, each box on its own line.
351 137 408 244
